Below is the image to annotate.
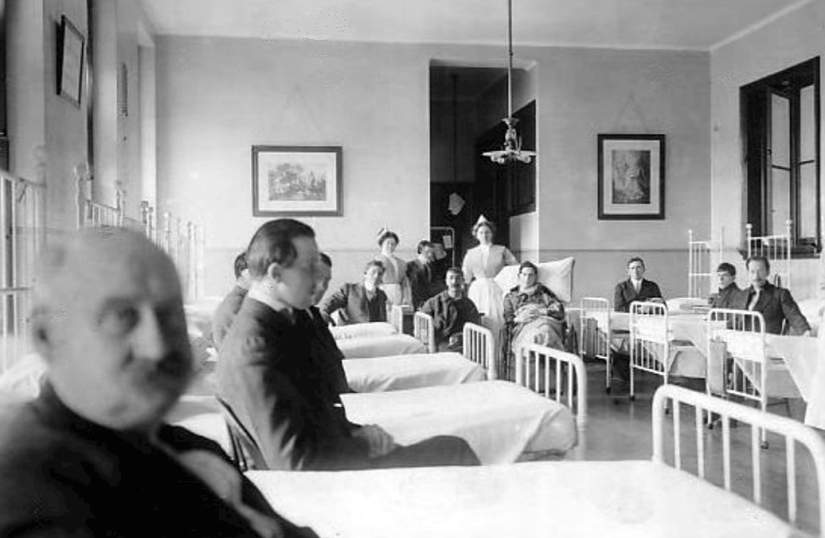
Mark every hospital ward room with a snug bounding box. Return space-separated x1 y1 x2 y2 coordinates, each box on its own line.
1 0 825 536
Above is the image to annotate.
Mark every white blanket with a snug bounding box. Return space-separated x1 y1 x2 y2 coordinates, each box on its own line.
247 460 794 538
343 353 486 392
330 322 397 340
338 334 426 358
341 381 576 463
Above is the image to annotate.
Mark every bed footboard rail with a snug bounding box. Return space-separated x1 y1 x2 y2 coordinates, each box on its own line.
652 384 825 533
516 344 587 431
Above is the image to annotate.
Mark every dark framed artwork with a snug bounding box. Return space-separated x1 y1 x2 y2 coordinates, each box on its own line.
56 15 85 107
252 145 342 216
597 134 665 220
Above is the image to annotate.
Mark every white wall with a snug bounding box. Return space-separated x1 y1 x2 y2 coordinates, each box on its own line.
156 36 710 300
711 0 825 298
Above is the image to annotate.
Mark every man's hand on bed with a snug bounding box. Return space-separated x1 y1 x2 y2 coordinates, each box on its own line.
354 424 396 457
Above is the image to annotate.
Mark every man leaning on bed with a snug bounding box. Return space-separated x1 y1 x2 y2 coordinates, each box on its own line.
0 228 316 538
217 218 480 470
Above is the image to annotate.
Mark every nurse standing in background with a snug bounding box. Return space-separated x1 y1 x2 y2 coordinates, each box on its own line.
376 228 410 307
461 215 518 360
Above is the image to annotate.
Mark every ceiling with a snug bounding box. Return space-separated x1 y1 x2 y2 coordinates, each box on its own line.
139 0 809 50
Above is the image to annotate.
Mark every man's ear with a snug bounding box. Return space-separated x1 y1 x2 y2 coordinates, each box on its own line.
266 262 282 282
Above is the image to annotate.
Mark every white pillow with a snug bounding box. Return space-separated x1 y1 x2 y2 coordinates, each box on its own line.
666 297 709 313
494 257 575 303
0 353 46 401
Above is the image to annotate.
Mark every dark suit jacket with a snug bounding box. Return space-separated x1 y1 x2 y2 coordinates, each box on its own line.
613 279 663 312
740 282 810 335
406 259 436 310
710 283 744 310
217 297 370 470
0 384 316 538
304 306 355 396
212 285 248 349
320 283 387 325
421 291 481 348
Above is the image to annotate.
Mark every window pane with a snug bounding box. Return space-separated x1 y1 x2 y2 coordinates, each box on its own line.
770 167 791 235
800 162 817 238
771 93 790 168
800 84 815 162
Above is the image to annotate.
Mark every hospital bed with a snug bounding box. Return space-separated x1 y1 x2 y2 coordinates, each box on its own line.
246 384 825 538
342 323 494 392
746 220 792 289
687 228 724 299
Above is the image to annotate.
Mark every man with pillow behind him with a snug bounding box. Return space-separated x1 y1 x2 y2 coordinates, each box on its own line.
0 228 316 538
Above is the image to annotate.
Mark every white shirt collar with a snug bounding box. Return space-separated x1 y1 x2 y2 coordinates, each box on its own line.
247 282 293 316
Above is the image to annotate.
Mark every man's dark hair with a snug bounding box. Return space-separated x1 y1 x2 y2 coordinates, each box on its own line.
445 266 463 279
746 255 770 273
246 219 315 278
519 261 538 274
233 252 248 279
319 252 332 268
416 240 434 254
716 262 736 277
364 259 385 274
627 256 645 269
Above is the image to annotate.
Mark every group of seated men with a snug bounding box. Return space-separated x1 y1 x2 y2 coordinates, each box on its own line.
609 254 810 390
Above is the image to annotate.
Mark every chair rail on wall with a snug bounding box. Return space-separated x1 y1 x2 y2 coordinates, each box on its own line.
0 171 46 372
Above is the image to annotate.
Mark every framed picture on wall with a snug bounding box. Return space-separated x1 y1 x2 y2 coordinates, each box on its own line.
597 134 665 220
56 15 85 107
252 146 343 216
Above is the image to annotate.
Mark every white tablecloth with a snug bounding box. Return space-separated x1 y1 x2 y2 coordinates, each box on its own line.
343 353 486 392
341 381 576 464
338 334 427 358
247 460 795 538
330 322 398 340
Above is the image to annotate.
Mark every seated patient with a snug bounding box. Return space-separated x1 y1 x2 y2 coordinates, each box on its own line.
406 239 438 310
421 267 481 352
709 262 743 309
613 256 664 313
320 260 388 325
212 251 251 349
741 255 810 335
0 228 315 538
503 261 566 353
217 219 479 470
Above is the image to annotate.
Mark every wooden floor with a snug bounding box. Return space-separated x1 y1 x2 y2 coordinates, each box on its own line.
565 361 822 535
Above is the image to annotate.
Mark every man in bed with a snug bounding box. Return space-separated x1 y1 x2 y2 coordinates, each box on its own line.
741 255 810 335
421 267 481 352
319 259 389 325
212 251 251 349
217 218 479 470
0 228 316 538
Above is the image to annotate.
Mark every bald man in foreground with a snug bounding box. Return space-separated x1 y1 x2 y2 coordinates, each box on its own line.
0 229 316 538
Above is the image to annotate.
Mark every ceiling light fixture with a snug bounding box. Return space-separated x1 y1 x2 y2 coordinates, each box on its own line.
482 0 536 165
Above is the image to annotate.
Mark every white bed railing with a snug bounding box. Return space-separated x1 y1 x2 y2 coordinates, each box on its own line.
746 220 791 290
629 301 672 401
463 322 495 380
0 172 46 373
413 312 435 353
75 172 205 302
515 343 587 431
579 297 611 393
688 228 724 299
389 304 405 333
652 384 825 533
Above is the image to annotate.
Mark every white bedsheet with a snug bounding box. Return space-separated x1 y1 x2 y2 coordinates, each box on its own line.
338 334 426 358
341 381 576 463
330 322 397 340
343 352 486 392
247 460 797 538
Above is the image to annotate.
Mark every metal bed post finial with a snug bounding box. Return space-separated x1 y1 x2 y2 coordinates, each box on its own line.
115 182 126 227
745 223 753 258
